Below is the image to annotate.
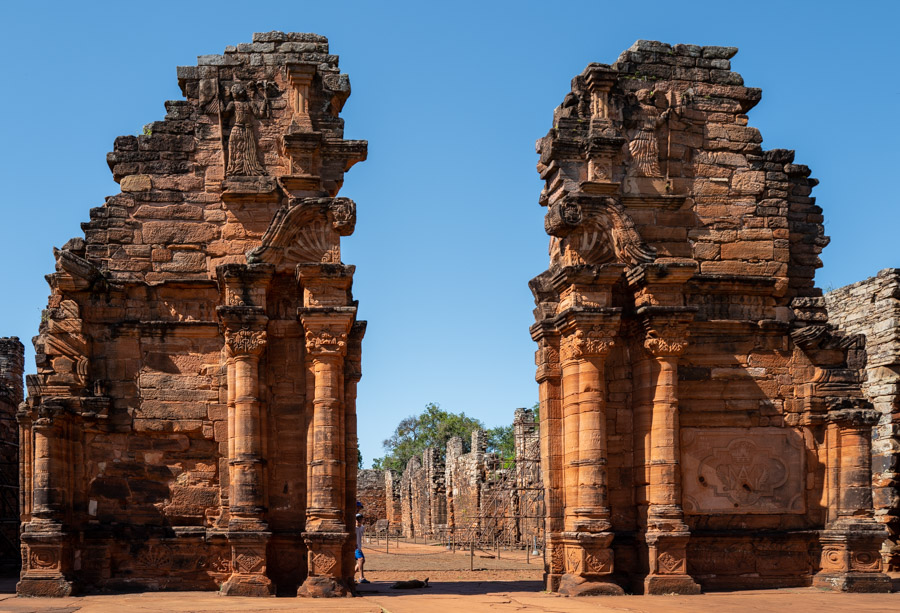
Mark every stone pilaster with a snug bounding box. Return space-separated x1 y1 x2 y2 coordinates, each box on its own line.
557 313 623 596
298 307 354 597
814 407 891 592
533 332 563 591
217 263 275 597
218 309 273 596
637 312 700 595
17 404 75 597
628 262 699 594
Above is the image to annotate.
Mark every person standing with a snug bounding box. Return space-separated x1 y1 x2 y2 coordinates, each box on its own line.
355 513 369 584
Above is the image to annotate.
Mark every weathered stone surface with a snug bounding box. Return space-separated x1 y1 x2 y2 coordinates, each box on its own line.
530 40 888 594
0 338 23 572
18 33 367 597
826 268 900 571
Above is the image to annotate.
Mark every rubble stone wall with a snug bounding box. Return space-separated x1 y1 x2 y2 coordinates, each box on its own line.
356 469 386 525
826 268 900 569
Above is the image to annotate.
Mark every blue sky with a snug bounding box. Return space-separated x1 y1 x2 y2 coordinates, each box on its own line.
1 1 897 467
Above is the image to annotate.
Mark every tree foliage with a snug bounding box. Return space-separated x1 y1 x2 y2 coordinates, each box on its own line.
371 403 484 472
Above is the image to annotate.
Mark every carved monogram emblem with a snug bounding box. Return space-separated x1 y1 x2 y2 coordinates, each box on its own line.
657 551 684 574
584 551 611 574
565 547 582 573
700 438 788 506
234 553 264 574
312 552 336 575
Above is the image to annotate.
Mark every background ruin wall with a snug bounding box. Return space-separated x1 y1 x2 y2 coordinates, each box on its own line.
826 268 900 569
0 338 23 573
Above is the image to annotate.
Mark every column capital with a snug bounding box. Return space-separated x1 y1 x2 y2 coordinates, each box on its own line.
560 322 618 361
300 310 355 358
638 307 695 358
224 326 267 357
535 336 561 382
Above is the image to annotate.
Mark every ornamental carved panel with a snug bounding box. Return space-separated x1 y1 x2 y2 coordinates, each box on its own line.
681 428 806 514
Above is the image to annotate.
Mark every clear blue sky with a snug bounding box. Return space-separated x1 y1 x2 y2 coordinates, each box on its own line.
2 1 897 468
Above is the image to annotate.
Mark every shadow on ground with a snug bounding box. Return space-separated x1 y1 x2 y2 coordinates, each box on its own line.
355 579 545 597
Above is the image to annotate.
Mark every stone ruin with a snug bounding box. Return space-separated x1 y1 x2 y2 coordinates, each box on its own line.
0 338 24 572
530 40 891 595
10 31 899 599
826 269 900 569
17 32 366 597
385 409 543 546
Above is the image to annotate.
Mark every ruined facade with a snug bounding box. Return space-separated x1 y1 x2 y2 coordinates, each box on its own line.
826 269 900 570
0 337 24 572
530 41 890 595
18 32 366 597
356 469 386 526
392 410 544 545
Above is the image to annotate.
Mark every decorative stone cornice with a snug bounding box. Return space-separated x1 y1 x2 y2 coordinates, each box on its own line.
827 406 879 429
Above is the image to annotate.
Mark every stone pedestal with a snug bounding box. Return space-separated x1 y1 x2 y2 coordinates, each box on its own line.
814 408 890 592
298 532 349 597
220 533 274 597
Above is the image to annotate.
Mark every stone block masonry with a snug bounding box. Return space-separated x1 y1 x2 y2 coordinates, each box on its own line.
18 32 367 597
0 337 23 573
530 40 890 595
826 269 900 570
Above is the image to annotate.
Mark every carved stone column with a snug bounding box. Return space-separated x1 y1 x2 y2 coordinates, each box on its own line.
638 314 700 595
298 309 354 597
17 404 75 597
219 307 273 597
814 407 890 592
558 314 624 596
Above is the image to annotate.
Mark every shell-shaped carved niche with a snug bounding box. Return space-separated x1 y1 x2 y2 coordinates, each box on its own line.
247 197 355 271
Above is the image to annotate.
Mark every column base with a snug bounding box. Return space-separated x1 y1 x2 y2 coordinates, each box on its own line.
812 572 891 593
16 577 76 598
644 574 701 595
220 530 274 597
644 528 699 594
220 573 275 597
299 531 349 598
815 520 890 593
558 573 624 596
298 575 349 597
544 572 562 592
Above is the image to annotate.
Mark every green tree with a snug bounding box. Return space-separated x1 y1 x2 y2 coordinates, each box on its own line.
486 425 515 463
371 403 484 472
